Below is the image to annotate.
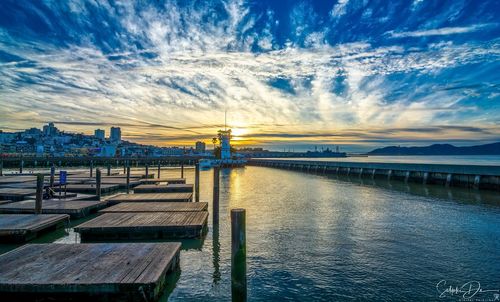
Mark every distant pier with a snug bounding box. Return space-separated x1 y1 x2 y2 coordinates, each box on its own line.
249 159 500 191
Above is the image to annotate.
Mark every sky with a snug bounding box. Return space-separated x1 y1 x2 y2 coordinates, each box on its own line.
0 0 499 152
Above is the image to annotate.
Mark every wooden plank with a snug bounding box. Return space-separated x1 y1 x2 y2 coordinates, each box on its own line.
133 184 193 193
0 214 69 242
99 202 208 213
75 212 208 240
0 243 181 301
107 193 192 203
0 199 107 218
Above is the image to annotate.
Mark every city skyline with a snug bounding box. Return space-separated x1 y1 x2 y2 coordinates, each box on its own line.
1 1 499 151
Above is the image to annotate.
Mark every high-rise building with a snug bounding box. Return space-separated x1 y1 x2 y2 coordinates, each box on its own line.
94 129 105 140
42 122 58 136
195 141 206 153
110 127 121 142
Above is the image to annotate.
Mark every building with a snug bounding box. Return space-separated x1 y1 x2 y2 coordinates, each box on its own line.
42 122 58 137
195 141 206 153
94 129 105 140
110 127 121 142
218 130 231 160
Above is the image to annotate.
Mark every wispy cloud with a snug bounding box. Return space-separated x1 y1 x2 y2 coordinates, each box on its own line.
388 24 494 38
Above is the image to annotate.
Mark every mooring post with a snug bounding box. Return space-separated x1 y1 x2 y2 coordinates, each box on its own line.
231 208 247 302
181 162 184 178
20 158 24 174
90 160 93 178
107 163 111 176
50 165 55 188
213 167 220 225
145 164 149 179
123 161 126 174
157 162 161 179
195 162 200 202
96 169 102 201
35 174 44 214
0 160 3 176
126 166 131 194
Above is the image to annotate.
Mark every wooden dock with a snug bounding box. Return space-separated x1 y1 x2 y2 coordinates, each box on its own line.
133 184 193 193
0 243 181 301
0 214 69 242
107 193 193 203
75 212 208 240
0 188 35 201
140 177 186 184
53 183 120 194
99 202 208 213
0 199 108 218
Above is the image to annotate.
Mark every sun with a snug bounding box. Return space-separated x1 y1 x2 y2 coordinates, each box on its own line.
231 128 248 137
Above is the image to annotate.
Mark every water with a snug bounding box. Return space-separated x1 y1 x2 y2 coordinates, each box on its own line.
1 166 500 301
262 155 500 166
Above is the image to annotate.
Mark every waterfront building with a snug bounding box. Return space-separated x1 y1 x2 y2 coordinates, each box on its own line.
110 127 121 142
94 129 105 140
218 129 231 160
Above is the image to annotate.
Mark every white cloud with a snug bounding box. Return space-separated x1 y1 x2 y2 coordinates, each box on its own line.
388 24 493 38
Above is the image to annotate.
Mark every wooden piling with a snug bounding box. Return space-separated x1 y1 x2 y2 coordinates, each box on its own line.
20 159 24 174
90 160 93 178
96 169 102 201
35 174 44 214
195 162 200 202
107 164 111 176
0 160 3 176
145 164 149 179
213 167 220 225
157 162 161 179
181 162 184 178
126 166 131 194
50 165 55 189
231 208 247 302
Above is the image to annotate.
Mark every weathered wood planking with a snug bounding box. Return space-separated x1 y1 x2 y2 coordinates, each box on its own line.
87 178 142 188
0 243 181 301
0 214 69 242
108 193 193 203
99 202 208 213
0 199 107 218
53 183 120 194
134 184 193 193
140 177 186 184
75 212 208 240
0 188 36 201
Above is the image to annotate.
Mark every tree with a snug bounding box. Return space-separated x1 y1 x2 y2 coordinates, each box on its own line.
212 137 218 150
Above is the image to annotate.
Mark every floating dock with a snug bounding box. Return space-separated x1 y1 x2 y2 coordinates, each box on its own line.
0 188 35 201
0 243 181 301
140 178 186 184
75 211 208 240
107 193 193 203
99 202 208 213
53 183 120 194
0 214 69 242
0 199 107 218
133 184 193 193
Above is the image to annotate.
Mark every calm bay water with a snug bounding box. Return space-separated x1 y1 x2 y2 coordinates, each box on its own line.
1 164 499 301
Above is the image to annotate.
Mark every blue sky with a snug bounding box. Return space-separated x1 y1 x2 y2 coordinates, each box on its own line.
0 0 499 151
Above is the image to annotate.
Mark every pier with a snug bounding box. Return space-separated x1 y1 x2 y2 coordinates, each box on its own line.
248 159 500 191
0 214 69 242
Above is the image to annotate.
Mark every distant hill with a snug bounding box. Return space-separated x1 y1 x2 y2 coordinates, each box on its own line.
367 142 500 155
